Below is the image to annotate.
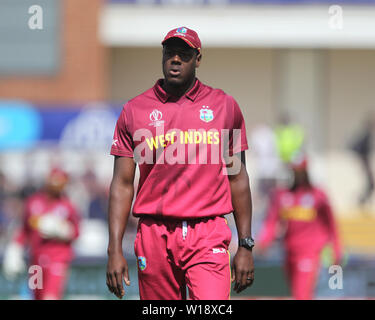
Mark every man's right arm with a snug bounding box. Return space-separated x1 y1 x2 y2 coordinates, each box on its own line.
106 156 136 299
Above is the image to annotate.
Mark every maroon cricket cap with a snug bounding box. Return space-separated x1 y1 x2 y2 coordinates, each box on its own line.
48 167 69 184
162 27 201 52
290 153 308 171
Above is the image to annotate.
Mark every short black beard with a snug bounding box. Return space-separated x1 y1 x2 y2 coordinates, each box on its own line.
163 73 196 97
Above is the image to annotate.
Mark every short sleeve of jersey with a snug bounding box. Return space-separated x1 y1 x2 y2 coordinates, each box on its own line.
229 97 249 156
110 104 134 158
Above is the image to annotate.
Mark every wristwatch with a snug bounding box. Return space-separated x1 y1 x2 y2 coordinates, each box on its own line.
239 237 255 251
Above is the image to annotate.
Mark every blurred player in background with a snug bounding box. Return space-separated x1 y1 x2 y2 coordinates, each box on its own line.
2 168 80 300
256 154 342 300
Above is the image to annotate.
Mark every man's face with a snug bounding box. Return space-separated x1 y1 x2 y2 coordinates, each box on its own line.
293 168 308 186
162 38 201 87
46 173 68 196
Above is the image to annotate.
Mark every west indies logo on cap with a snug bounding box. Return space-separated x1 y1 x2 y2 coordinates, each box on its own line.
176 27 187 34
162 27 202 52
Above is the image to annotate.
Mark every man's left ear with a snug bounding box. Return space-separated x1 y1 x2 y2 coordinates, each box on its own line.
196 53 202 68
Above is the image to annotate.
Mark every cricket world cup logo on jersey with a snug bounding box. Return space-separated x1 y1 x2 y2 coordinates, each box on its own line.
138 256 147 271
200 106 214 123
149 109 164 127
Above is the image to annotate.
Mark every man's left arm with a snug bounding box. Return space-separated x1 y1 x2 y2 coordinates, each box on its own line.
228 151 254 294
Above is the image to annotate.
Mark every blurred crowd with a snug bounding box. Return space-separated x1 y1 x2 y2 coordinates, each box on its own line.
251 113 375 214
349 113 375 207
0 171 26 247
0 111 374 259
0 110 374 299
0 161 138 259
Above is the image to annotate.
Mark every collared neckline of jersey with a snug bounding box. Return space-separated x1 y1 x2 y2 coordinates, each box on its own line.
153 78 202 103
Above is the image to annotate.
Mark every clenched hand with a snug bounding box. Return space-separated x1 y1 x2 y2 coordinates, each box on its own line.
231 247 254 293
106 252 131 299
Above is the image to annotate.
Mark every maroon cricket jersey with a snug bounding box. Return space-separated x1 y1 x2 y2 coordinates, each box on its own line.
258 186 342 258
14 192 80 262
111 78 248 219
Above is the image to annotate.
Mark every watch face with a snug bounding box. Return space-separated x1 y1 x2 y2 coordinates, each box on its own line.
240 238 254 249
246 238 254 248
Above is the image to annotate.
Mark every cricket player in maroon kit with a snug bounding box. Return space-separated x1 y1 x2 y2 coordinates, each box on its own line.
106 27 255 300
2 168 80 300
257 156 342 300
